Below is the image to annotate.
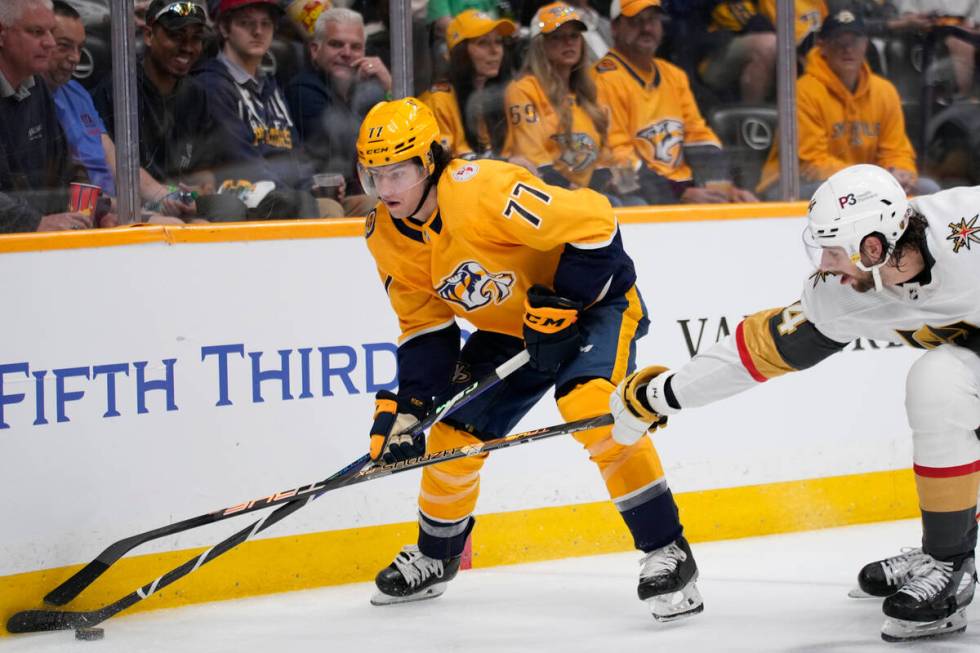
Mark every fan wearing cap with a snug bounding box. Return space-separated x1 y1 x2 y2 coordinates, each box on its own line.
92 0 237 220
427 0 500 48
47 1 208 223
193 0 322 218
356 97 699 620
419 9 516 160
756 9 938 199
505 3 620 199
596 0 757 204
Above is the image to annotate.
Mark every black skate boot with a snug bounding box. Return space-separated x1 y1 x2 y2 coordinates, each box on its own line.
371 545 462 606
850 547 929 598
880 554 977 642
637 535 703 622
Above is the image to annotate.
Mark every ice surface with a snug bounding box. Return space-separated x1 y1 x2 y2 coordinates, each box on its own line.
3 519 978 652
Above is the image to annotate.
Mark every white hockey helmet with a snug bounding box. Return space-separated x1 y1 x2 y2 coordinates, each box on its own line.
806 164 909 288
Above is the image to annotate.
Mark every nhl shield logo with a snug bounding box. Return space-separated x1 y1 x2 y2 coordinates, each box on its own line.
436 261 515 311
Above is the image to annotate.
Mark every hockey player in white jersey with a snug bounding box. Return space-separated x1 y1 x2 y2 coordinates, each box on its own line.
610 164 980 642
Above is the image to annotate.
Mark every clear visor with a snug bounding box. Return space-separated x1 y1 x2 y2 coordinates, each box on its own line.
801 226 860 271
357 160 429 199
802 225 825 269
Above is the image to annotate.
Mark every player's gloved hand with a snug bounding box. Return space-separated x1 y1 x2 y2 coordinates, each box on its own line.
523 284 582 373
369 390 432 463
610 365 674 445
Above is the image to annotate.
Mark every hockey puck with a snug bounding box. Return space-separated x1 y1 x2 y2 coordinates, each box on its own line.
75 627 104 641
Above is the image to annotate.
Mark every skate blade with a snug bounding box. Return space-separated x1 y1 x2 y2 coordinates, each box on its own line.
647 583 704 623
370 582 448 606
880 609 967 642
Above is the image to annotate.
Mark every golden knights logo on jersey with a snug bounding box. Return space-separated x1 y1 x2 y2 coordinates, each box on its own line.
946 215 980 253
551 132 598 173
436 261 515 311
637 119 685 167
895 321 979 349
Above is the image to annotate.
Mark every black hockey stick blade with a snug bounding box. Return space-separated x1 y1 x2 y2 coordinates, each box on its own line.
6 608 100 633
42 350 530 607
8 413 609 634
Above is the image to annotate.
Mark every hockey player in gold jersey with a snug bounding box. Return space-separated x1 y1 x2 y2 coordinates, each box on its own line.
611 164 980 642
419 9 516 159
595 0 757 204
357 97 702 621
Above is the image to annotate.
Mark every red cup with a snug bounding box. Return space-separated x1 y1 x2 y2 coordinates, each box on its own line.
69 182 102 215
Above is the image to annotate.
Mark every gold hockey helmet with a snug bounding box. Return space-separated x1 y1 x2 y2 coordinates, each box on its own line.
356 98 441 174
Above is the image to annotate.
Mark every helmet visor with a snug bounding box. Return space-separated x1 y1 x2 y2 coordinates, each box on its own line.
803 225 862 270
802 225 825 269
357 160 428 199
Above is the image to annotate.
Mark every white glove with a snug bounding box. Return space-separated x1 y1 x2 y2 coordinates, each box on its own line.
610 366 677 445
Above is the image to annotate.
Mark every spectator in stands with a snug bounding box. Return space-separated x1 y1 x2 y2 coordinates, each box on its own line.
698 1 778 104
506 3 628 200
596 0 757 204
47 0 193 222
0 0 92 233
195 0 325 219
420 9 516 159
94 0 241 221
895 0 980 99
757 9 939 197
284 6 388 216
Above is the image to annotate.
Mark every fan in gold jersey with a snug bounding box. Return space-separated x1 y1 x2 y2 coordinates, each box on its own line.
505 2 638 205
420 9 517 160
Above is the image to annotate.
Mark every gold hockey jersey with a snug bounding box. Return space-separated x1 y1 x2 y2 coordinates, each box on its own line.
365 158 627 344
594 50 722 182
504 74 609 188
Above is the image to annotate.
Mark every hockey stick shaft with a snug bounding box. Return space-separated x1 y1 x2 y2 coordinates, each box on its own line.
43 350 530 607
7 413 612 633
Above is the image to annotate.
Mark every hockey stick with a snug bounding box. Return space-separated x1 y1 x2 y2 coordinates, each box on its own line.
7 413 612 634
41 349 530 608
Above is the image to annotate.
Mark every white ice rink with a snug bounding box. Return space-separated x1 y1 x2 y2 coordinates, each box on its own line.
3 519 978 652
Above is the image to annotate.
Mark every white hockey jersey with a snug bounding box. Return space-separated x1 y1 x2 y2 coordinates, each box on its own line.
668 185 980 409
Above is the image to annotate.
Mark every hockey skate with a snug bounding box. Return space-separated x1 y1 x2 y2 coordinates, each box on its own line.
371 545 462 606
849 547 929 598
637 536 703 622
880 554 977 642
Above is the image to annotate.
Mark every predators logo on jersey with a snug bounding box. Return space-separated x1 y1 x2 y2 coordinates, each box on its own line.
551 132 599 173
436 260 516 311
637 119 685 168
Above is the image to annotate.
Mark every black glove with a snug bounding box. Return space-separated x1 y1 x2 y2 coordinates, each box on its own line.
522 285 582 373
369 390 432 463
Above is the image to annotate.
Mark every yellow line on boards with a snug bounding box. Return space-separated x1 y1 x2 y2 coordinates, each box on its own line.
0 467 916 635
0 204 808 255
